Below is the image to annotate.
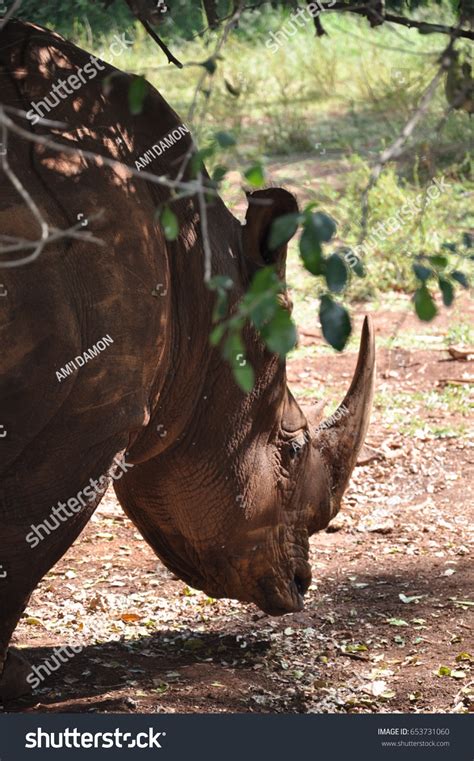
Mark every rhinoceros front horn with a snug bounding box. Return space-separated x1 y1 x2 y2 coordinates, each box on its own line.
312 315 376 521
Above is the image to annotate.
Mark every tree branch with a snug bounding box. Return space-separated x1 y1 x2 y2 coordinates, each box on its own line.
202 0 219 29
138 18 183 68
322 2 474 41
0 107 217 266
383 11 474 41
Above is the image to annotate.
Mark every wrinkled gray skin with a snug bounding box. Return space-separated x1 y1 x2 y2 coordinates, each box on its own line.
0 20 375 700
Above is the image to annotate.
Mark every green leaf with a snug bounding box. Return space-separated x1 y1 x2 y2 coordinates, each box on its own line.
325 253 348 293
261 307 297 357
128 76 147 115
319 295 351 352
215 131 236 148
462 232 473 249
452 270 469 289
441 242 457 253
247 266 280 302
429 255 448 268
245 268 281 328
244 163 265 188
305 211 337 243
212 165 228 183
190 146 215 176
436 665 451 677
160 206 179 241
412 263 432 282
438 277 454 307
209 323 226 346
268 213 300 251
414 285 437 321
299 225 324 276
249 295 278 329
213 292 228 322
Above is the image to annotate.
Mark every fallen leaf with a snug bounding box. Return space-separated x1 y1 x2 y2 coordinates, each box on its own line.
450 599 474 608
399 593 423 604
120 613 141 623
24 617 43 626
387 618 409 627
344 643 368 653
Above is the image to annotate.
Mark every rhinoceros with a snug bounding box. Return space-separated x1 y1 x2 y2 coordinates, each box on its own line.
0 20 375 700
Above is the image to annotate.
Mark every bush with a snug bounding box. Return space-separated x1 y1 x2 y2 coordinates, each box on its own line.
17 0 133 35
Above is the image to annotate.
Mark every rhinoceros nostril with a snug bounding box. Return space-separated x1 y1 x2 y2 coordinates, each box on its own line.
293 573 310 596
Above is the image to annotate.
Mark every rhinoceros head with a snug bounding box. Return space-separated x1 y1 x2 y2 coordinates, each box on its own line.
115 188 375 615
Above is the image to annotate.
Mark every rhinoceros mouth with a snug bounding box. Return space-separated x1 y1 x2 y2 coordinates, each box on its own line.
253 561 312 616
293 570 311 597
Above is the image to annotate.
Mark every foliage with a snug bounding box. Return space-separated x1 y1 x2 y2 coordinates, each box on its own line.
17 0 134 35
412 235 472 319
208 268 297 392
16 0 467 39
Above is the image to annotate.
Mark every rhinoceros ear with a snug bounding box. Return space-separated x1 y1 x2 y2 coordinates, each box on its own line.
242 188 299 277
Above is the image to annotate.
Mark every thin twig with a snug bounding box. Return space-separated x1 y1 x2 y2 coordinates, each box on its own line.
0 119 49 267
197 180 213 283
0 212 105 256
138 18 183 69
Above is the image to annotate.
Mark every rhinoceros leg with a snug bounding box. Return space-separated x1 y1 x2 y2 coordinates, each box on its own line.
0 590 34 700
0 443 130 701
0 500 102 701
0 649 32 701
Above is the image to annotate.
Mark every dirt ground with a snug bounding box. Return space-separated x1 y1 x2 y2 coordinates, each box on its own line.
4 298 473 715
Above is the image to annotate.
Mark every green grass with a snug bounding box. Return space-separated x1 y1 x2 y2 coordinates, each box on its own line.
374 384 473 437
445 322 474 347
